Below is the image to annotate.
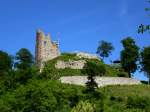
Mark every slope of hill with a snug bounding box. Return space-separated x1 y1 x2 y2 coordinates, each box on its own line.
98 85 150 111
42 53 128 79
0 79 149 112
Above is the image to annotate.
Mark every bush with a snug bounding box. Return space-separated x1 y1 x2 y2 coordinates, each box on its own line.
42 53 128 77
0 79 85 112
71 101 95 112
127 96 150 110
117 72 128 77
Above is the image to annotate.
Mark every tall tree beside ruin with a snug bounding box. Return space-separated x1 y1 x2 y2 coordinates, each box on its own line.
96 40 114 61
14 48 36 84
141 46 150 84
120 37 139 78
15 48 33 70
0 50 12 77
82 61 99 92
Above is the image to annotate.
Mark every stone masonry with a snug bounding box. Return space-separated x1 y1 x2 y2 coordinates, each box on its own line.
60 76 141 87
76 52 99 60
55 60 86 69
35 30 60 69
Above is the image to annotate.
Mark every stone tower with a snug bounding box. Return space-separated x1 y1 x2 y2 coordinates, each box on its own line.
35 30 60 69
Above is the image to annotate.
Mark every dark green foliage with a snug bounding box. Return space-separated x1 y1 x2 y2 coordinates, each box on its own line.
0 48 39 89
15 48 33 70
138 1 150 34
117 72 128 77
11 48 38 85
141 80 148 84
0 80 84 112
1 65 39 90
99 85 150 112
15 65 39 84
141 46 150 83
56 53 80 61
71 101 95 112
1 77 150 112
127 96 150 110
42 53 124 79
82 60 106 77
83 61 106 76
41 53 85 79
105 64 128 77
0 50 12 78
82 61 99 92
3 70 17 89
138 24 150 34
0 80 58 112
0 50 145 112
120 37 139 77
41 63 60 80
97 40 114 60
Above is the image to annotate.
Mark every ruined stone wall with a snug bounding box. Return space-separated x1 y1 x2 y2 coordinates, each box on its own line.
35 30 60 68
60 76 141 87
55 60 86 69
76 52 99 60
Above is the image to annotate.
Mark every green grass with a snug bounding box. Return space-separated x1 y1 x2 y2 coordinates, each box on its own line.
105 65 128 77
43 53 128 78
97 85 150 112
1 75 150 112
100 85 150 97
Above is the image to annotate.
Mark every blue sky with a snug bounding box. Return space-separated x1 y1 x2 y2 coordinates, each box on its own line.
0 0 150 80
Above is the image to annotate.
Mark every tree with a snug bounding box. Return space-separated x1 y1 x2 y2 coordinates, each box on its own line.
138 1 150 34
120 37 139 77
138 24 150 34
0 50 12 78
15 48 33 70
14 48 35 84
82 61 100 92
96 40 114 61
141 46 150 84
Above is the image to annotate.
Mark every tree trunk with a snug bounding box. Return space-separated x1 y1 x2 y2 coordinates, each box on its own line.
128 71 131 78
148 75 150 85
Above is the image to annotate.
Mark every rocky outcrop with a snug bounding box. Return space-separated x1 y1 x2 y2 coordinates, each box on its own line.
60 76 141 87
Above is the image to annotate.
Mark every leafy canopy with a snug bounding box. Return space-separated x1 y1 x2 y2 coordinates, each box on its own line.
0 50 12 77
120 37 139 77
15 48 33 70
71 101 95 112
97 40 114 60
82 61 106 92
141 46 150 83
138 1 150 34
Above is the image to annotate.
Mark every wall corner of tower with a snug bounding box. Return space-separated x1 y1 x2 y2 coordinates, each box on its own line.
35 29 60 70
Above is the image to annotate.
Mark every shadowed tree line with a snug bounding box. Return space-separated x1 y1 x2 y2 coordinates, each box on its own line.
0 37 150 112
96 37 150 83
0 1 150 110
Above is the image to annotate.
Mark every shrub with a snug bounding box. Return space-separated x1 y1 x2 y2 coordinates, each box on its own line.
71 101 95 112
0 79 85 112
117 72 128 77
127 96 150 109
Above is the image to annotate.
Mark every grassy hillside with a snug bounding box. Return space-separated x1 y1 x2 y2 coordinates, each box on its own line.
98 85 150 112
0 77 149 112
42 53 128 78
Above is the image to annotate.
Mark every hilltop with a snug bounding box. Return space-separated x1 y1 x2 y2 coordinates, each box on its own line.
0 49 147 112
0 79 149 112
42 52 128 79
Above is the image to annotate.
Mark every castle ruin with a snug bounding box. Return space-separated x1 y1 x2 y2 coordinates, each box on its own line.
35 30 60 69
